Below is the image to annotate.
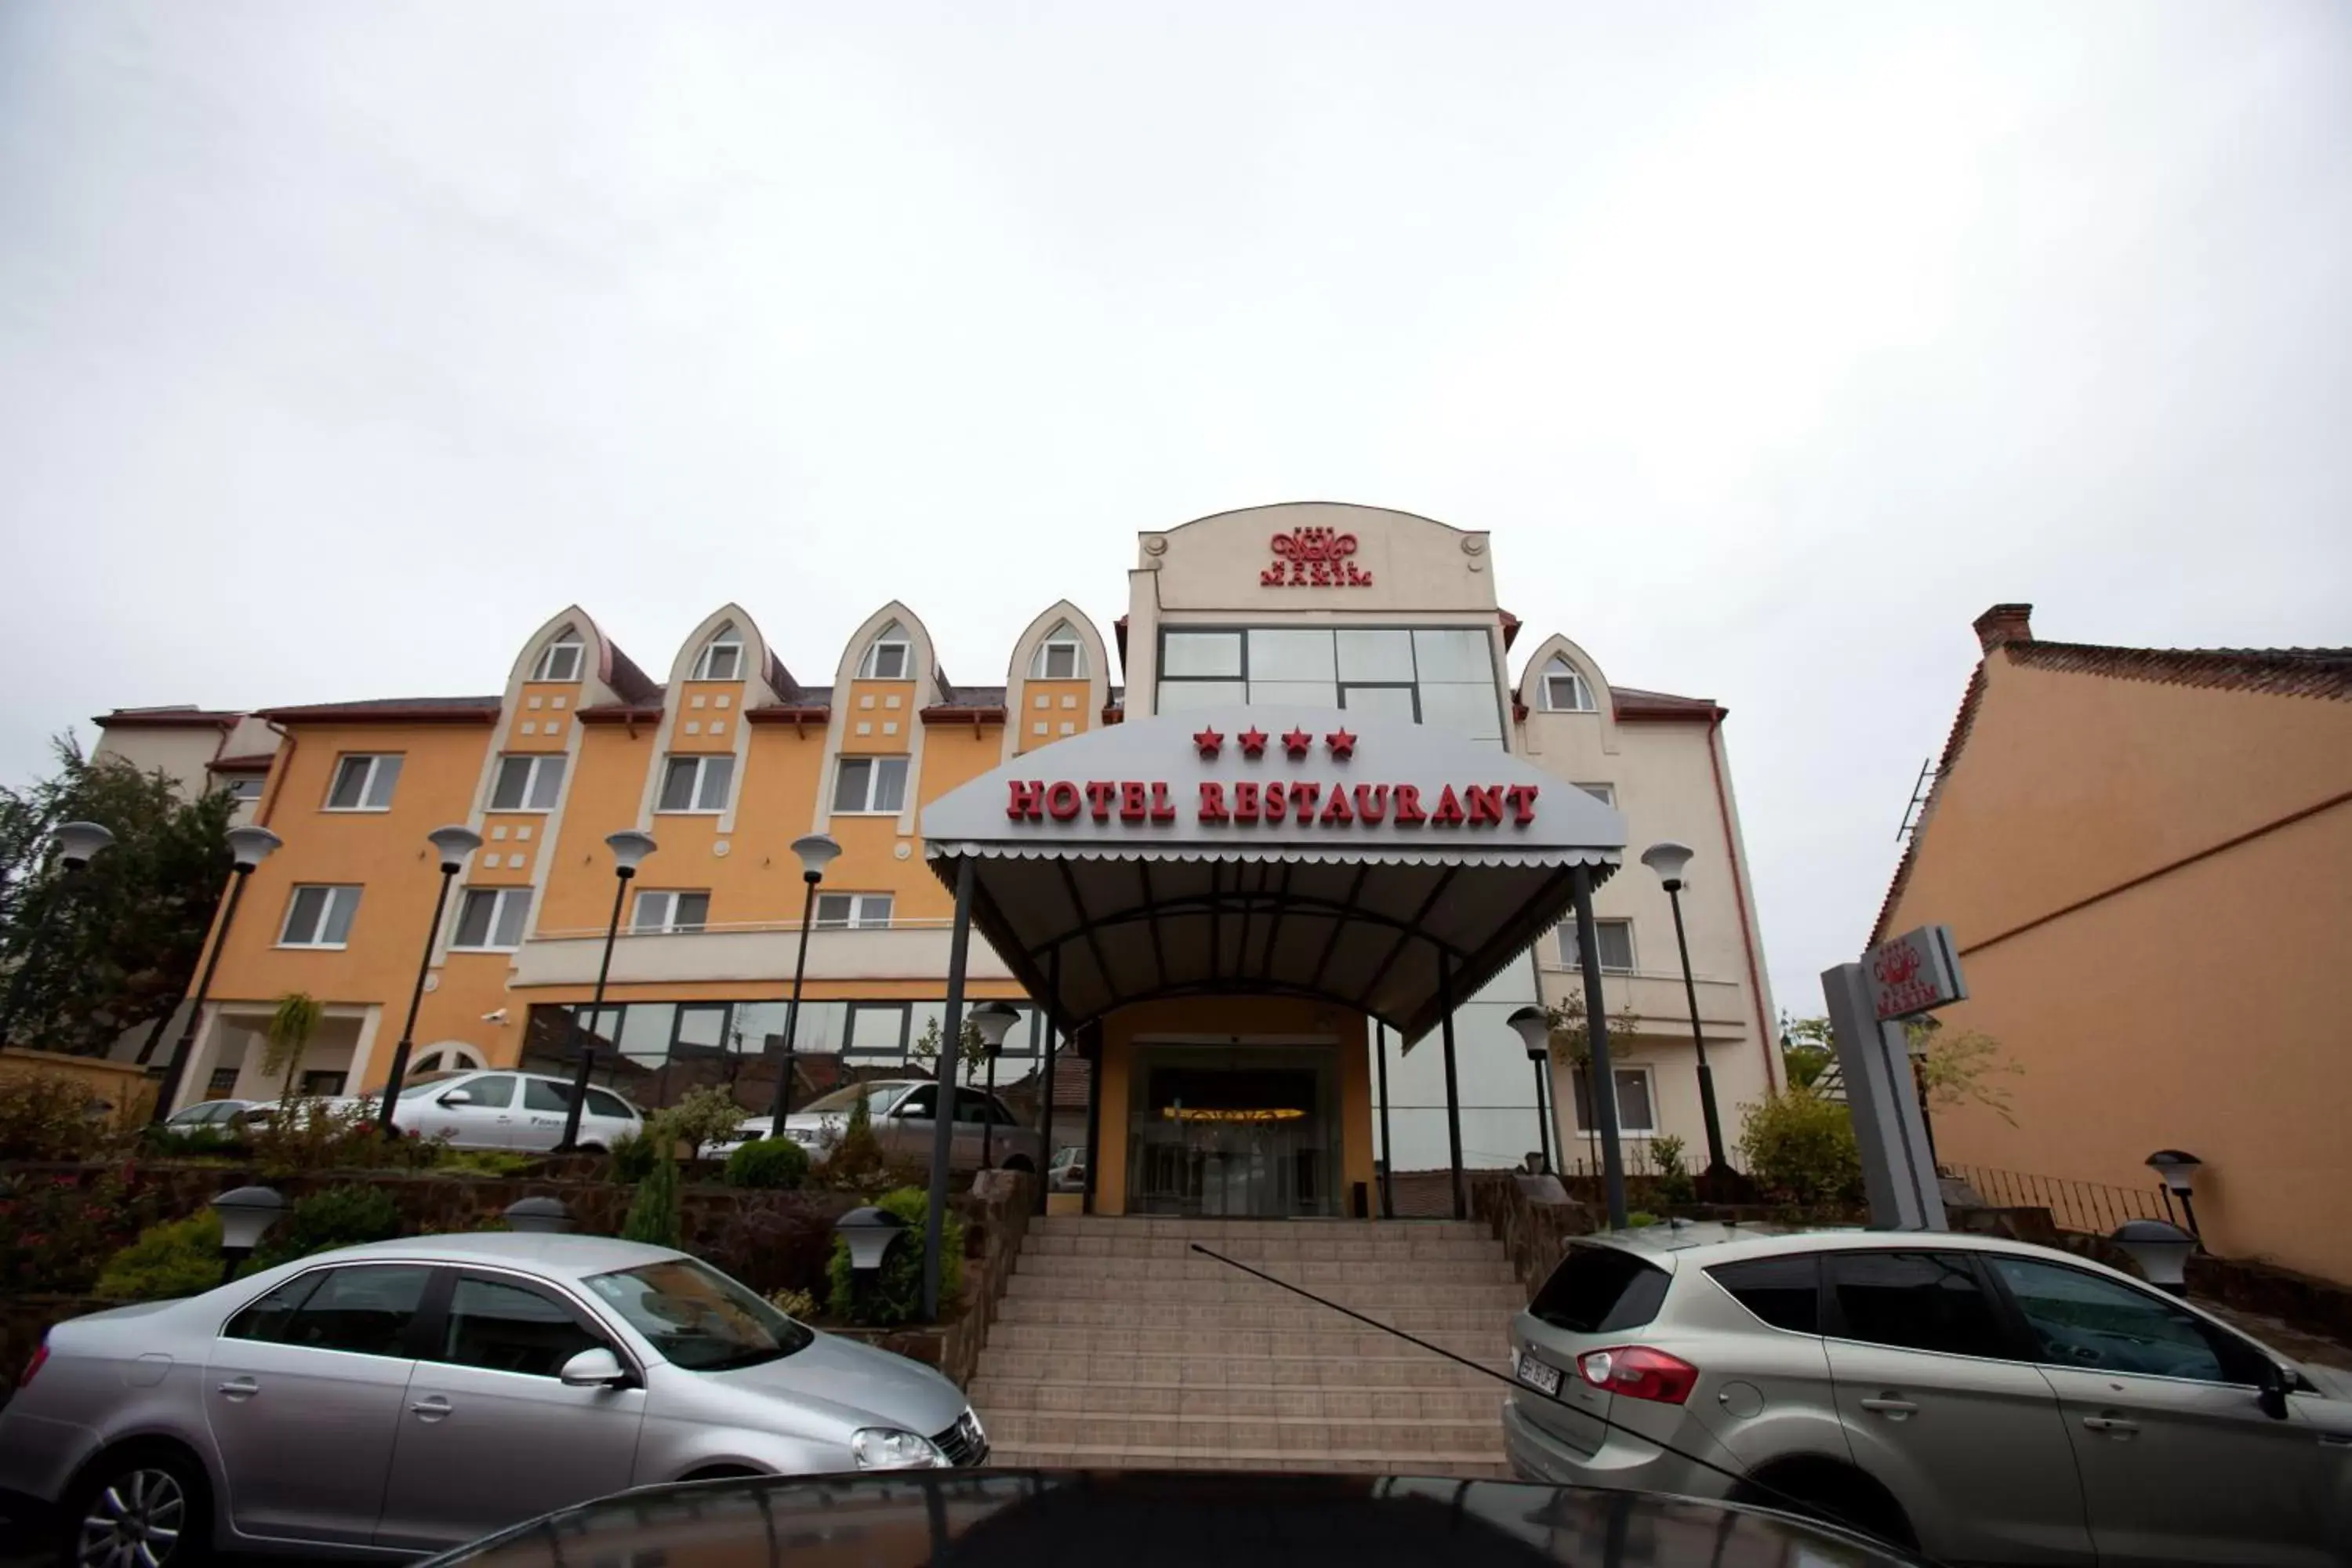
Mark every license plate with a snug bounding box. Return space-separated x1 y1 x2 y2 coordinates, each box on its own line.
1515 1352 1563 1397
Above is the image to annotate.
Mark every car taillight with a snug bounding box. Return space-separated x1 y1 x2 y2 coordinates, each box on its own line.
19 1341 48 1388
1576 1345 1697 1405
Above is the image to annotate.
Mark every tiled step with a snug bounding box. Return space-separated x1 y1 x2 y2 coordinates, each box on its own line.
1024 1230 1503 1263
996 1297 1511 1333
979 1346 1504 1389
1014 1251 1519 1285
1036 1216 1490 1236
1004 1272 1523 1308
981 1406 1504 1461
971 1377 1499 1421
985 1446 1512 1479
985 1322 1508 1363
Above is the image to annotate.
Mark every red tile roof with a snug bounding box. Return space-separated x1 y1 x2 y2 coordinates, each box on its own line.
93 707 241 729
255 696 502 724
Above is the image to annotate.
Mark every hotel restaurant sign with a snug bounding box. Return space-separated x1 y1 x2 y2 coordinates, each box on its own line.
1865 924 1969 1022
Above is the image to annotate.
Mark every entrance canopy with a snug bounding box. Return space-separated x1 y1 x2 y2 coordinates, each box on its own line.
921 709 1625 1042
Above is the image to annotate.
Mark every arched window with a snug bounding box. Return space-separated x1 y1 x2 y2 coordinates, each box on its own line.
1541 655 1596 713
858 621 912 680
411 1044 485 1075
532 628 584 683
692 623 743 681
1030 622 1085 680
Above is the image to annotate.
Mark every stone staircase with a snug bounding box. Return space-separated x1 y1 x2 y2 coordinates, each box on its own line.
970 1215 1523 1476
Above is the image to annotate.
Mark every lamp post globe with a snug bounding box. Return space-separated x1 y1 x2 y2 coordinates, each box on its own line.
2111 1218 2198 1295
211 1185 285 1284
792 833 842 884
2146 1149 2205 1238
224 824 284 871
52 820 115 870
1506 1006 1558 1177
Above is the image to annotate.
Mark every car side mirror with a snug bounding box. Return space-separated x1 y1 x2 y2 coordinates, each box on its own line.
558 1347 630 1388
437 1089 473 1106
2256 1360 2292 1421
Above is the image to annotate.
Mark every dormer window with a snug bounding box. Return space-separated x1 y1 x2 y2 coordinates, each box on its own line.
859 622 912 680
1032 623 1085 680
692 625 743 681
533 630 584 683
1541 655 1596 713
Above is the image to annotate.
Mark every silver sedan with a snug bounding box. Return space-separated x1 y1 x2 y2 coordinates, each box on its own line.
0 1232 985 1563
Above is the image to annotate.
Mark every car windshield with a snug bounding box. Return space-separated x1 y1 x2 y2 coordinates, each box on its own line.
796 1082 906 1116
397 1072 466 1098
583 1257 812 1372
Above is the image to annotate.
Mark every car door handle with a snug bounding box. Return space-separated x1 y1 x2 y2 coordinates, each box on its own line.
408 1396 453 1421
216 1377 260 1400
2080 1414 2139 1437
1859 1397 1919 1419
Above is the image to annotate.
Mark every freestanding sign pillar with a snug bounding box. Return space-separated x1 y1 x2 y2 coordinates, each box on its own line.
1824 924 1965 1232
1570 863 1630 1229
922 857 976 1320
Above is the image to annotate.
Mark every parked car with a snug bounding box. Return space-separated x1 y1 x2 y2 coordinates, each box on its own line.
1047 1144 1087 1192
0 1232 984 1563
1504 1223 2352 1566
721 1079 1040 1173
332 1069 643 1152
160 1098 274 1133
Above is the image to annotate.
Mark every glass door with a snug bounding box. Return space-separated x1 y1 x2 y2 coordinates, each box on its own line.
1125 1044 1338 1217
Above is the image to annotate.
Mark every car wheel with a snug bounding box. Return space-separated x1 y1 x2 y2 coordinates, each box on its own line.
63 1443 211 1567
1003 1154 1036 1174
1738 1459 1915 1552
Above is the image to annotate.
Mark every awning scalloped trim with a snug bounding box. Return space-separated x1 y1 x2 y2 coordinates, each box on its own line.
924 840 1621 870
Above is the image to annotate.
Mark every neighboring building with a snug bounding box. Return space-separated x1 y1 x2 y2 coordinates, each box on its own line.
89 706 276 825
121 503 1777 1211
1874 604 2352 1283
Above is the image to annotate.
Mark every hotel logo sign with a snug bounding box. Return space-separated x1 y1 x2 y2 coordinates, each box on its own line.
1866 924 1969 1022
1261 526 1374 588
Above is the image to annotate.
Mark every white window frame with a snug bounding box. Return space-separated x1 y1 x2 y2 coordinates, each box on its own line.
533 633 584 683
1541 659 1597 713
450 887 532 952
490 753 568 813
656 754 735 814
1559 917 1635 973
692 630 743 681
1573 782 1616 806
1573 1065 1658 1135
633 890 712 935
813 892 894 931
858 624 912 680
1031 628 1085 680
833 755 909 815
324 753 402 812
279 884 362 949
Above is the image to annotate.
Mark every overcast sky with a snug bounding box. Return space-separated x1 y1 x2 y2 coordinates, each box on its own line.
3 1 2346 1016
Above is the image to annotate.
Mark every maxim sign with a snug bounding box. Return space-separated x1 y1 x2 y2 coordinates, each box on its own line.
1261 526 1374 588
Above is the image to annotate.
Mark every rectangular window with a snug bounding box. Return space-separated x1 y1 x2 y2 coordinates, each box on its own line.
814 892 893 930
451 887 532 950
226 777 266 802
833 756 908 815
1570 1066 1657 1134
438 1275 607 1378
299 1070 347 1097
1156 624 1505 747
206 1067 240 1097
1336 629 1415 682
1827 1252 2008 1359
1161 631 1243 678
692 641 742 681
533 640 583 682
1410 627 1493 683
1559 918 1635 972
1573 782 1616 806
672 1003 730 1054
632 891 710 934
845 1002 911 1054
1248 629 1337 682
1338 684 1416 722
325 754 402 811
1039 641 1081 679
658 754 735 813
1153 680 1247 713
491 754 568 811
280 885 361 948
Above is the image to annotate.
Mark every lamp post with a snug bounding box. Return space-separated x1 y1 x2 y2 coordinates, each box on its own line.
768 833 840 1129
151 826 284 1123
1507 1006 1558 1174
0 820 114 1053
2146 1149 2204 1239
558 830 657 1152
967 1001 1022 1168
211 1185 284 1286
1639 841 1730 1180
377 825 482 1138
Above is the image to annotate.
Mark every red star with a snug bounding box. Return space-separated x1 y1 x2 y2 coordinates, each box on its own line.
1192 727 1224 758
1279 728 1314 760
1237 727 1269 759
1324 728 1357 760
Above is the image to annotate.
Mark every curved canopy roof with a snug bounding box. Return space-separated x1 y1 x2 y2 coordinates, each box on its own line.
921 708 1625 1043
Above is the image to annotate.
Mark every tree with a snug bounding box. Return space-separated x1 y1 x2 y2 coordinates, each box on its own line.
910 1014 986 1080
1540 997 1645 1171
1780 1014 1835 1090
263 992 323 1102
0 736 234 1057
1905 1015 2023 1125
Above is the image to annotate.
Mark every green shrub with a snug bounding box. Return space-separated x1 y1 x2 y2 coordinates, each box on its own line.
724 1137 809 1191
434 1148 538 1177
0 1070 114 1161
814 1087 889 1191
1650 1134 1697 1207
767 1285 818 1320
248 1098 437 1177
607 1131 658 1185
1737 1089 1864 1207
96 1212 227 1300
140 1123 248 1160
0 1167 157 1293
661 1085 753 1160
250 1183 403 1271
1624 1210 1661 1229
620 1152 681 1248
826 1185 961 1327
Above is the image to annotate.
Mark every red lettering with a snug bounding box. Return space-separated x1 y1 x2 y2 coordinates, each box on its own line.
1045 781 1082 822
1198 782 1229 822
1320 786 1353 825
1151 782 1177 822
1007 780 1044 821
1232 782 1261 822
1353 784 1388 824
1263 782 1287 822
1085 780 1117 820
1505 783 1539 826
1465 785 1504 826
1288 782 1319 818
1432 785 1466 826
1393 784 1425 825
1120 782 1149 822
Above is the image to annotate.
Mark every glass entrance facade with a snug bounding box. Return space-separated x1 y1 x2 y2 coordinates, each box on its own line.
1123 1044 1343 1218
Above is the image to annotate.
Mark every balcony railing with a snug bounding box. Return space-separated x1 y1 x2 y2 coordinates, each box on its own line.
1945 1163 2181 1236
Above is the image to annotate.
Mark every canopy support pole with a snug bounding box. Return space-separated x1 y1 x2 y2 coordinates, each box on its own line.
1035 946 1061 1217
1374 1021 1396 1218
1570 862 1630 1228
1080 1024 1102 1216
1439 951 1465 1221
922 855 975 1322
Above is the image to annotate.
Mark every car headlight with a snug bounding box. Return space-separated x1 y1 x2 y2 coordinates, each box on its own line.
850 1427 946 1470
